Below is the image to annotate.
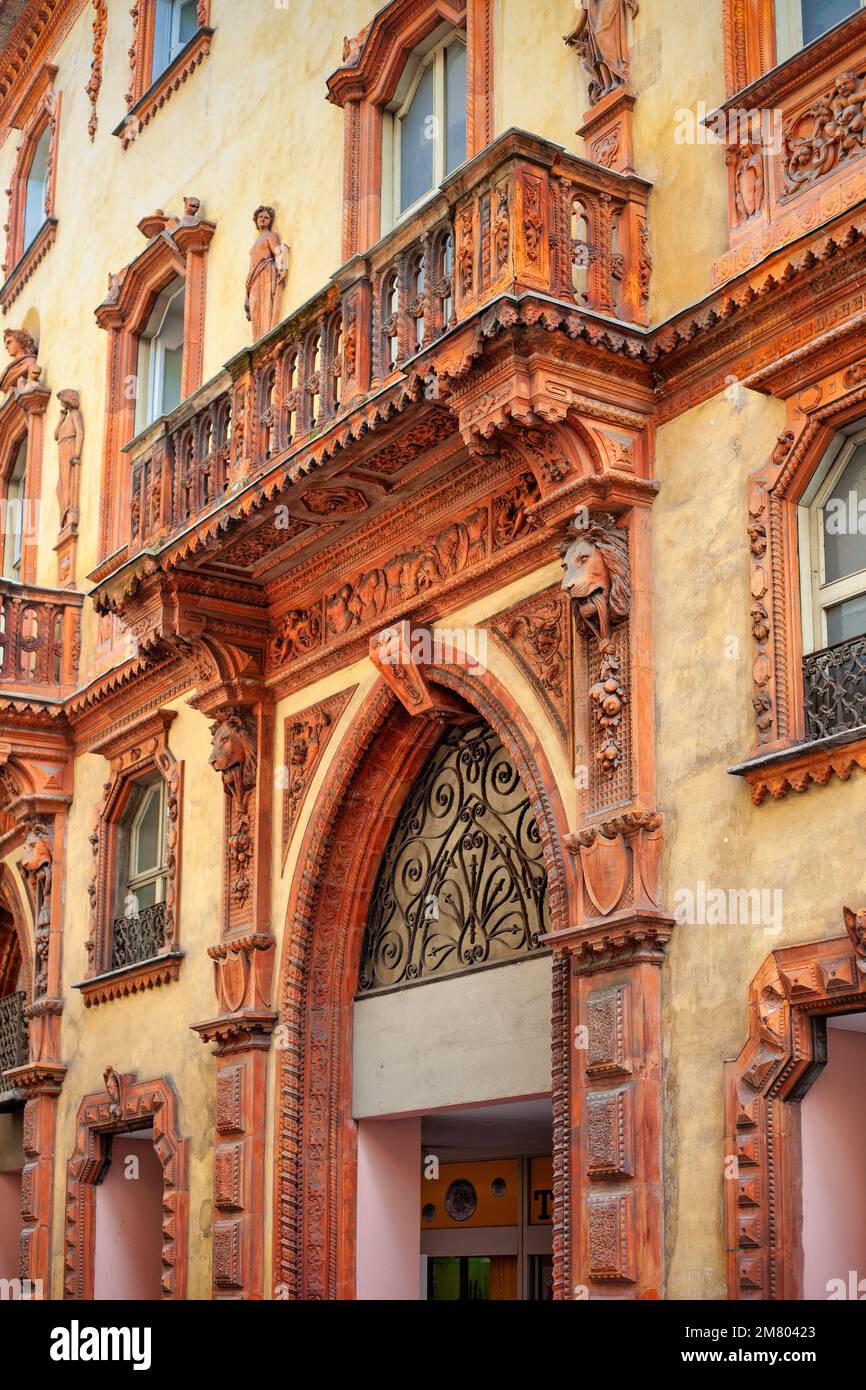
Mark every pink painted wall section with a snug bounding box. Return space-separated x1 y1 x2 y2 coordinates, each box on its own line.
356 1116 421 1300
801 1026 866 1300
0 1170 20 1280
93 1135 164 1301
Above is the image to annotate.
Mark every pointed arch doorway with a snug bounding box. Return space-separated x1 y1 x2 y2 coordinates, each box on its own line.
273 666 572 1300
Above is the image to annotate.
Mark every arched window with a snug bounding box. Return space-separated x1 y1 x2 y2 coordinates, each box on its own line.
358 718 549 995
135 278 185 431
22 127 50 253
799 428 866 653
385 29 467 225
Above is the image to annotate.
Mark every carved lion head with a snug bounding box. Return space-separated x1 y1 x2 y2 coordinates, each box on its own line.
209 714 257 790
560 512 630 642
20 822 52 877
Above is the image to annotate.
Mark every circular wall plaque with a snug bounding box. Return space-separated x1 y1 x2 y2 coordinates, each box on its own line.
444 1178 477 1222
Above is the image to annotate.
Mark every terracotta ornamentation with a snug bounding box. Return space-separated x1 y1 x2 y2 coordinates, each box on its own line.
561 510 631 775
782 70 866 200
728 143 765 223
1 328 41 397
281 688 355 865
64 1073 189 1299
725 920 866 1299
565 0 639 106
54 389 83 532
85 1 108 140
245 206 290 343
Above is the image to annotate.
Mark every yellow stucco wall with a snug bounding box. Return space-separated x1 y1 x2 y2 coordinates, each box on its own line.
654 388 866 1299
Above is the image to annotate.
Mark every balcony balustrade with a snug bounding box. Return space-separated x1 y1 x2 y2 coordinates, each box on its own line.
0 990 27 1105
803 633 866 741
0 580 82 699
110 901 167 972
123 130 651 562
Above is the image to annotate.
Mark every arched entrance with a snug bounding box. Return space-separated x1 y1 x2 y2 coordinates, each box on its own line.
273 666 572 1300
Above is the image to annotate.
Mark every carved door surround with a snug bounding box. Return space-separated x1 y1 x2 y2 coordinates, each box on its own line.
94 200 215 562
186 633 276 1301
725 913 866 1300
327 0 495 259
0 717 73 1296
0 61 60 311
80 710 184 1005
732 354 866 803
273 662 572 1299
63 1069 189 1299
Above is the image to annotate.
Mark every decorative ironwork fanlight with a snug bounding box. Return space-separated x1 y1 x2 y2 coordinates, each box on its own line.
358 718 549 994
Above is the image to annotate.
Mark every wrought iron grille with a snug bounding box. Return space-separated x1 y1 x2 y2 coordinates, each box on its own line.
0 991 27 1078
110 902 167 971
358 719 549 994
803 634 866 741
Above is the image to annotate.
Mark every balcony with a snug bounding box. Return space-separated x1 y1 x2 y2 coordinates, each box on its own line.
110 902 167 972
0 580 83 701
804 633 866 741
0 990 28 1109
113 130 650 569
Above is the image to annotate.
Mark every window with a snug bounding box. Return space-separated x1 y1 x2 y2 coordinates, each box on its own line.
122 774 168 915
152 0 199 81
1 440 27 582
135 278 185 431
385 30 467 225
799 429 866 653
22 127 50 253
775 0 864 61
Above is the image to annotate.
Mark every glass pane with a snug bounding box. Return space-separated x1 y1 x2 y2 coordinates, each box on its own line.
161 342 183 416
133 786 162 873
822 445 866 583
445 40 467 175
400 61 435 212
826 592 866 645
176 0 198 48
134 879 158 910
2 440 27 580
802 0 859 45
466 1256 490 1300
152 0 173 78
429 1257 461 1301
22 128 50 250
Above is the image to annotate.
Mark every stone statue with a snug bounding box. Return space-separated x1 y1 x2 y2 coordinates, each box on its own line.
55 389 83 530
565 0 638 106
560 511 631 643
245 205 289 342
729 144 765 223
1 328 41 397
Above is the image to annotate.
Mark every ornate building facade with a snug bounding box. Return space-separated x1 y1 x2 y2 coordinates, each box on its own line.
0 0 864 1302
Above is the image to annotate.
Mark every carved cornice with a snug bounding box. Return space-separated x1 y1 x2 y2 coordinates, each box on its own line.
542 909 675 973
0 2 85 142
0 218 57 312
74 951 183 1007
730 732 866 804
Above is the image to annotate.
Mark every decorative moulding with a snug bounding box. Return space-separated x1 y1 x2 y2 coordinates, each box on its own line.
114 1 214 149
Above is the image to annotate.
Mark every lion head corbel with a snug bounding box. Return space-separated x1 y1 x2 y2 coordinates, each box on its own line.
19 819 53 929
559 510 631 645
208 711 258 808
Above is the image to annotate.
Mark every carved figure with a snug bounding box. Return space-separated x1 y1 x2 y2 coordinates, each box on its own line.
843 905 866 957
1 329 41 397
20 820 52 929
269 608 321 665
560 511 630 643
729 144 765 223
245 205 290 342
55 389 84 530
781 72 866 198
103 1066 122 1119
209 713 258 808
565 0 638 106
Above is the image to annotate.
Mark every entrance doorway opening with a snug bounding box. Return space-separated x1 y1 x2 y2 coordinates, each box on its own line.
801 1013 866 1300
356 1096 553 1300
92 1128 164 1300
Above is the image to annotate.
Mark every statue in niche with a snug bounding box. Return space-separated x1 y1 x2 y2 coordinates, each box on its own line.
729 144 765 223
245 205 290 342
0 328 41 397
564 0 638 106
55 389 83 531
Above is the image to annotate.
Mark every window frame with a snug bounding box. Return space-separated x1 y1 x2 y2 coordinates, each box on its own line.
116 0 213 149
0 68 60 311
798 426 866 654
1 437 28 583
386 28 467 229
774 0 865 61
135 276 186 432
123 773 169 914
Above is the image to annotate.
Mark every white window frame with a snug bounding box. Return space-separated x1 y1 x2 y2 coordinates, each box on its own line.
797 424 866 653
2 439 27 582
383 26 467 232
22 125 50 253
125 775 168 914
775 0 865 62
136 277 185 432
153 0 198 79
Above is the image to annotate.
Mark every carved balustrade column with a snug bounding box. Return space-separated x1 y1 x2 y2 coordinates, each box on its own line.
191 686 276 1300
548 504 674 1299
